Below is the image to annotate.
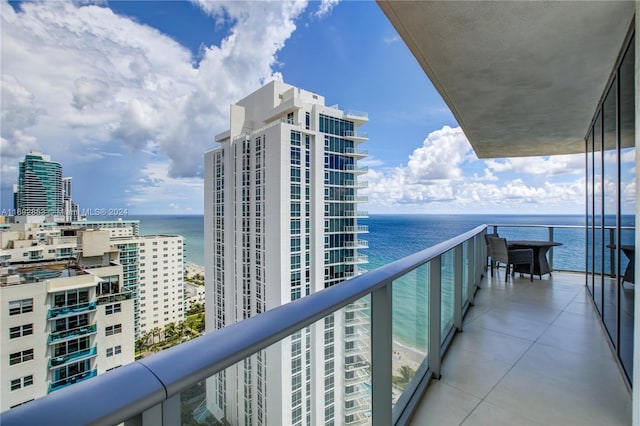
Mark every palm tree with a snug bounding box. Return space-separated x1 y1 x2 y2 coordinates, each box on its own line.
392 365 415 387
150 327 163 344
165 322 177 342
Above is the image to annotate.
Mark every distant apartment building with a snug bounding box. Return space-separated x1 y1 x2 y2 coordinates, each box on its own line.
131 235 184 335
204 81 369 425
62 177 79 222
0 224 134 412
77 220 184 338
16 152 63 217
15 152 78 222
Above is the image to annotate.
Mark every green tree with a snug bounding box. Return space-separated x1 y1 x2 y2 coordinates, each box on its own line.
392 365 415 387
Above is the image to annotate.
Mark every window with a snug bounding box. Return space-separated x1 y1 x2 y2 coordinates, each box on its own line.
9 349 34 365
11 375 33 391
106 345 122 357
105 304 121 315
105 324 122 336
9 299 33 316
9 324 33 339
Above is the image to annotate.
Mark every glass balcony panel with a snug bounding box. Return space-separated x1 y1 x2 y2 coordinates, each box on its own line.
177 297 372 426
48 369 96 393
49 347 97 368
48 302 97 319
48 324 97 344
391 264 428 408
440 249 455 339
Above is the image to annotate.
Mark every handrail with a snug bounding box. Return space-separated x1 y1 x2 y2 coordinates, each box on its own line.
0 225 486 426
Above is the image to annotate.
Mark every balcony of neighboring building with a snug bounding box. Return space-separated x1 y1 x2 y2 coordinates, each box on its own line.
48 324 97 344
342 130 368 142
343 109 369 125
47 302 97 319
48 369 96 393
48 347 97 369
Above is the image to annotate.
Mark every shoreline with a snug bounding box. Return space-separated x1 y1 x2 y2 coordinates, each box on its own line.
185 261 205 279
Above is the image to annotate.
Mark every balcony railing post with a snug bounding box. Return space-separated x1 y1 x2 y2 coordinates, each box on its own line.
467 234 478 305
454 244 463 331
134 394 179 426
371 282 392 426
429 256 442 379
467 237 476 305
548 227 555 271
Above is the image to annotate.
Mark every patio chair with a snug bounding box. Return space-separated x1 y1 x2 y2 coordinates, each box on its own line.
484 233 500 275
488 237 534 282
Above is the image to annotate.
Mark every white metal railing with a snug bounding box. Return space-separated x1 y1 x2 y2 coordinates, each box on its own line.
0 225 487 426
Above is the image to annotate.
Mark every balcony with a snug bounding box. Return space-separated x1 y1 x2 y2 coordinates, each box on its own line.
341 147 368 157
344 255 368 264
48 369 97 393
48 324 97 344
342 164 368 174
344 225 369 233
344 239 369 248
47 302 97 319
406 270 631 425
49 347 97 369
96 291 133 305
1 225 630 426
342 130 369 140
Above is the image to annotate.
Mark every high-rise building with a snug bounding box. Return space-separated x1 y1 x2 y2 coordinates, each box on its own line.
62 177 79 222
204 81 369 425
0 223 135 412
16 152 63 217
77 220 184 338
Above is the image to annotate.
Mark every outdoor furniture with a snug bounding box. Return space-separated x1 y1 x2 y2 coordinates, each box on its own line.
509 240 562 279
488 237 534 282
484 233 500 273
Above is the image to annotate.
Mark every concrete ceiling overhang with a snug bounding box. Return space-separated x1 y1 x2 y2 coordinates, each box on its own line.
377 1 634 158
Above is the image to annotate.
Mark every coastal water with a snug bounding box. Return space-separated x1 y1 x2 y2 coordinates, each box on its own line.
128 214 633 348
130 214 603 270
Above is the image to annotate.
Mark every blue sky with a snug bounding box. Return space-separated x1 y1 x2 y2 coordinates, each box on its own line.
1 0 615 216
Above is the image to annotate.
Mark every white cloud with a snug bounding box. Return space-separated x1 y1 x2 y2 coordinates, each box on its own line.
1 0 310 203
314 0 339 18
363 125 586 213
126 161 204 214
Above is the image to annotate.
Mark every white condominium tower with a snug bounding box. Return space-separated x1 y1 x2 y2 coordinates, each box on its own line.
204 81 369 425
0 224 134 411
78 221 184 338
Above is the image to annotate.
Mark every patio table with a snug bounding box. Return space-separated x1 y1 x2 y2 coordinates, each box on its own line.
509 240 562 279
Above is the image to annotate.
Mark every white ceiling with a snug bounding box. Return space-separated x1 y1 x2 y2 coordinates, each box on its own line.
378 1 634 158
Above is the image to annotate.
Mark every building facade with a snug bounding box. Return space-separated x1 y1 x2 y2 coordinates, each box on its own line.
204 81 369 425
16 152 63 218
62 177 79 222
77 220 184 338
0 224 134 412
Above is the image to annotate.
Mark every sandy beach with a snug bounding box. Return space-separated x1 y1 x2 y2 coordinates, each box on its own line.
392 340 426 374
185 261 205 279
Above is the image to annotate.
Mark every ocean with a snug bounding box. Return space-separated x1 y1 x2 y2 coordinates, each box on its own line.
129 213 600 270
127 213 634 349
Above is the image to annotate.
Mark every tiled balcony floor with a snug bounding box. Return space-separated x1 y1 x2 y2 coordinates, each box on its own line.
410 270 632 425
